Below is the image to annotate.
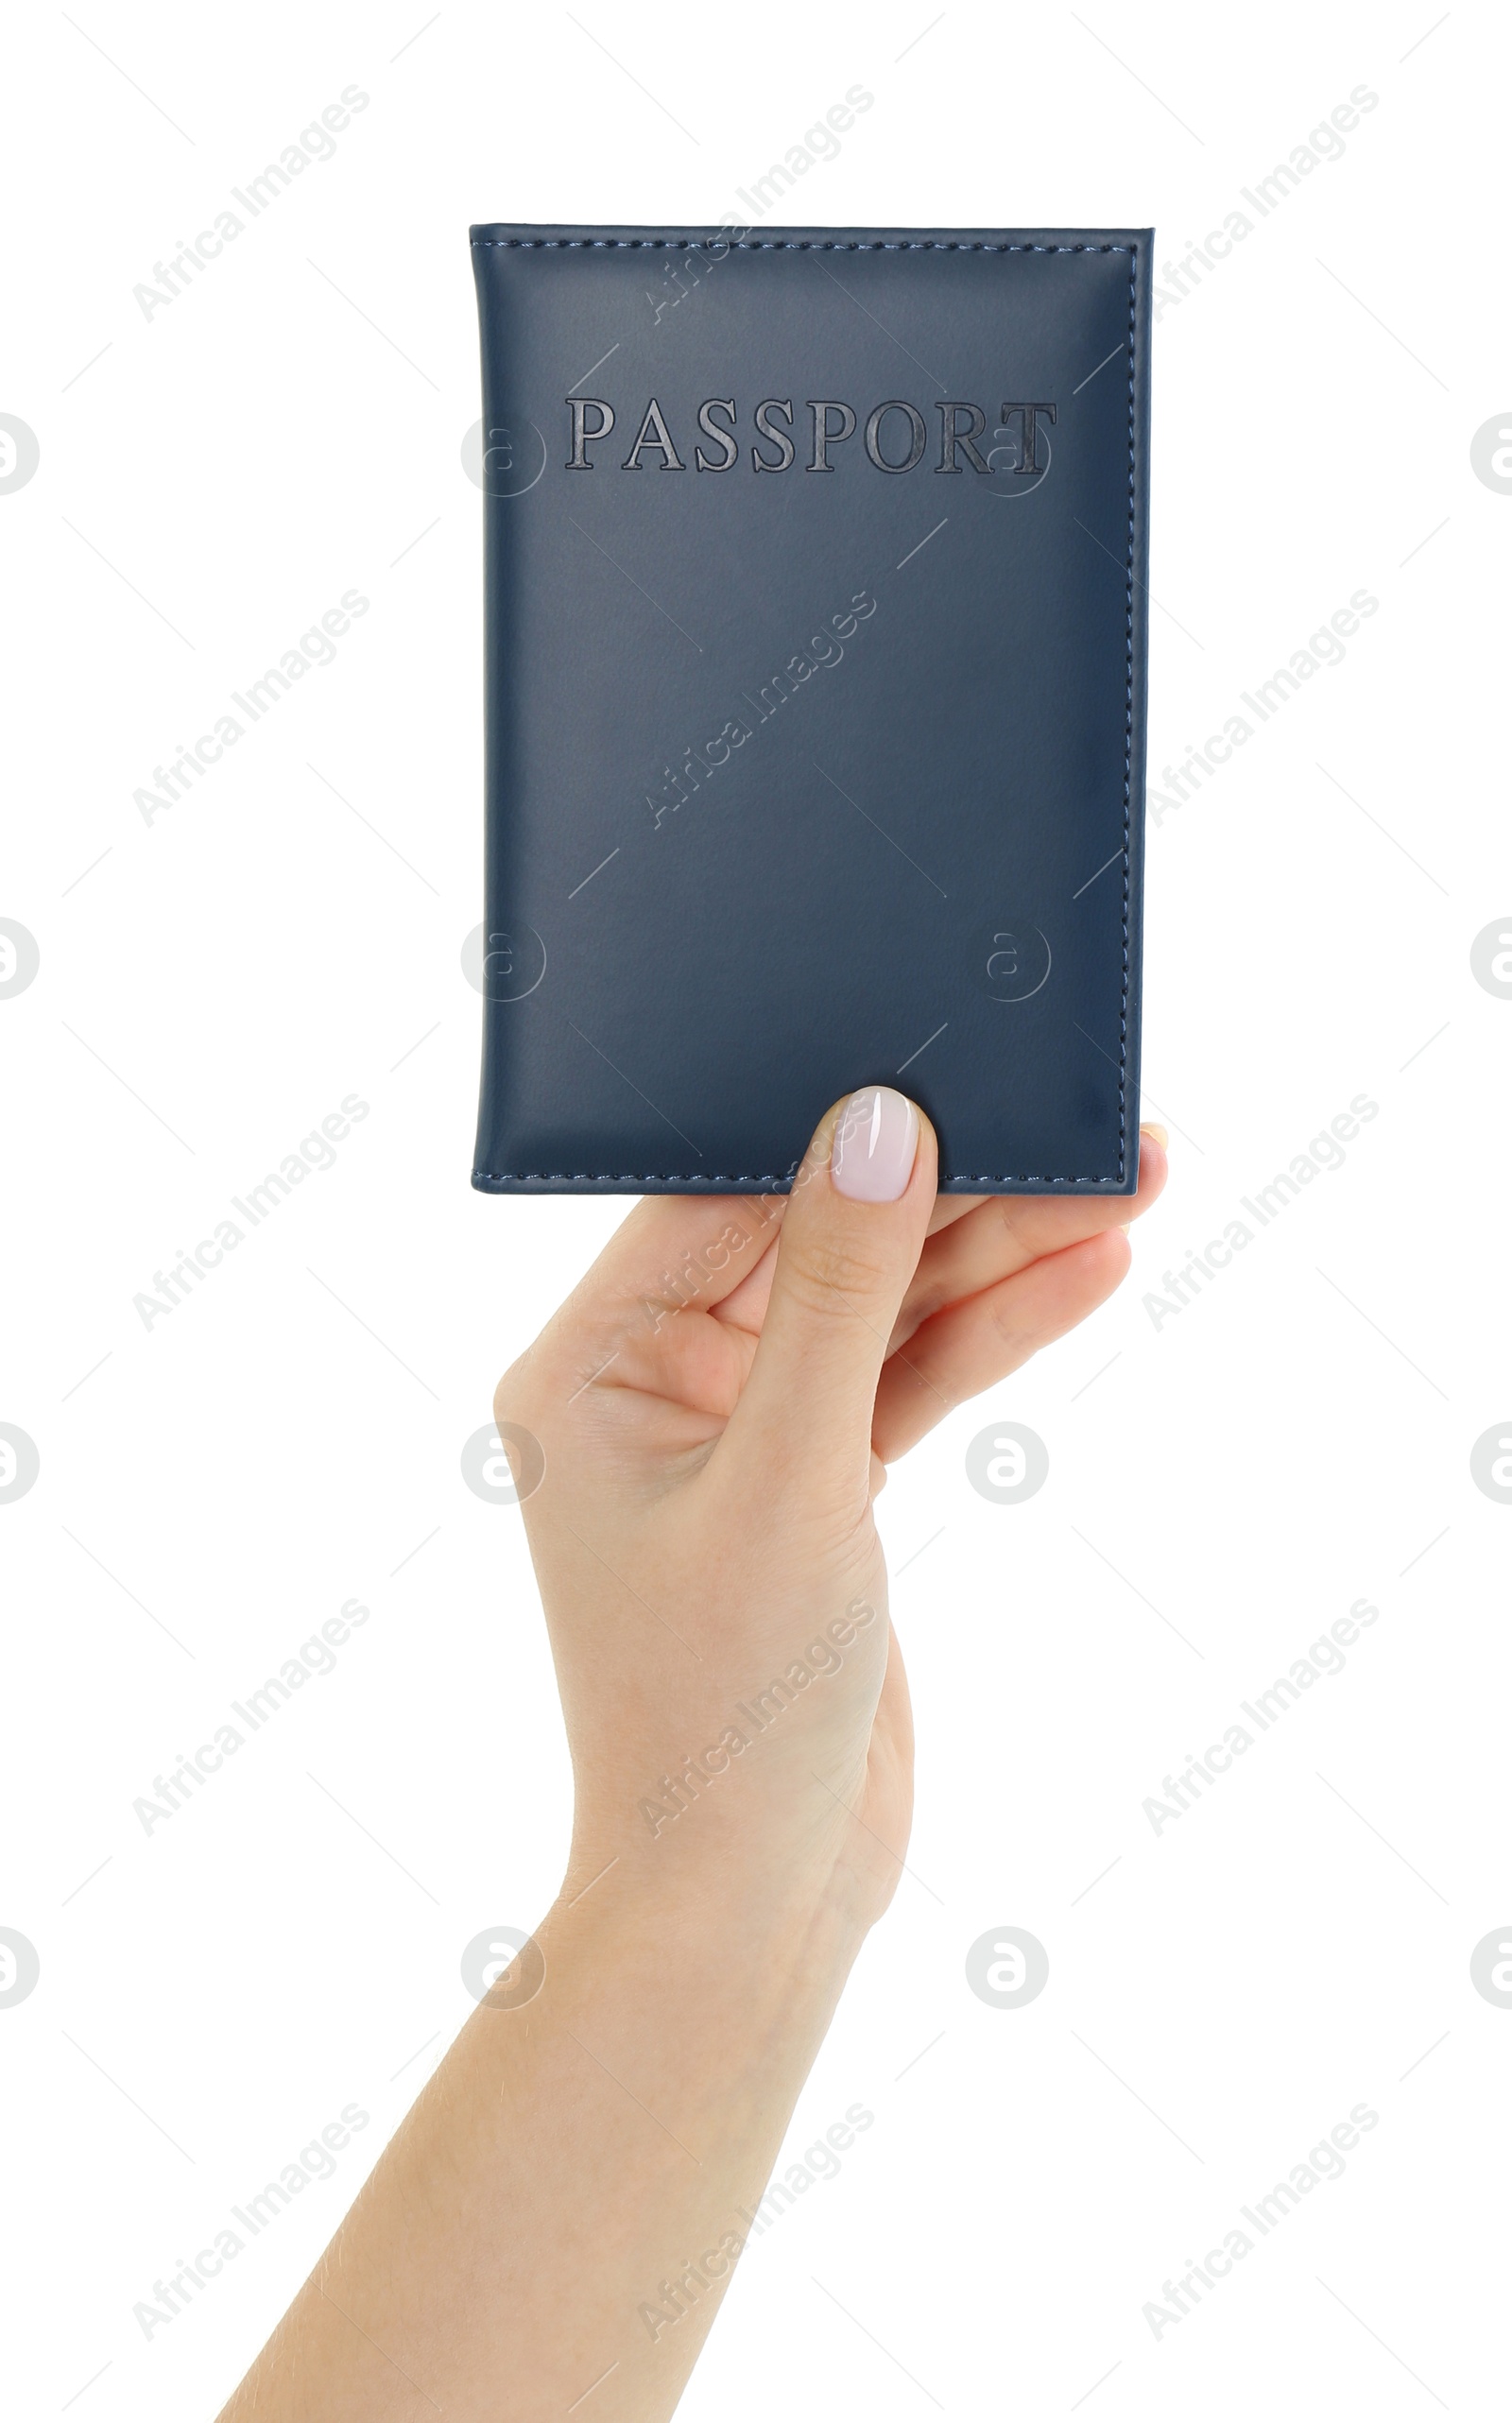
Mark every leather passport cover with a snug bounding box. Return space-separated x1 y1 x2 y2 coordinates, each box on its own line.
470 223 1152 1194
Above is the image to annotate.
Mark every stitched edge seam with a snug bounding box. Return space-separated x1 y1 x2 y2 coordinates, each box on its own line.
472 236 1133 253
1117 245 1136 1184
472 1171 1127 1186
476 240 1141 1184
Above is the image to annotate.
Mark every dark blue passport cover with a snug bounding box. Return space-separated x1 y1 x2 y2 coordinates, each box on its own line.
470 224 1152 1194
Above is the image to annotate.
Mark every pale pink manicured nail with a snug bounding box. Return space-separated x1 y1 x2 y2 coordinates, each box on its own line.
832 1087 919 1202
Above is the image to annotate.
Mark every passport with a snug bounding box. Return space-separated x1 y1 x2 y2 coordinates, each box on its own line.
469 223 1153 1194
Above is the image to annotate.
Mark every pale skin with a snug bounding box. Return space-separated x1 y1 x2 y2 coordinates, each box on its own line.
218 1091 1168 2421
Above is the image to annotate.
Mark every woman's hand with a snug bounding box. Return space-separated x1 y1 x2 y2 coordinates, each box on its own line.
218 1090 1166 2423
499 1088 1167 1939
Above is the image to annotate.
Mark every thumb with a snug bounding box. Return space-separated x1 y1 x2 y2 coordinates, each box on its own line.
721 1087 936 1490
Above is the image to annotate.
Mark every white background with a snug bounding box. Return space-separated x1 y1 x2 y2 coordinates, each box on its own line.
3 3 1508 2416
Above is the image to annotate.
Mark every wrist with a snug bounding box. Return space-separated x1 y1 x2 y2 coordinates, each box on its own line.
546 1825 873 2026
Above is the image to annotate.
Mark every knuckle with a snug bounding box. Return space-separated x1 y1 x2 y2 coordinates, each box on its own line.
986 1287 1035 1359
492 1353 537 1431
783 1230 895 1312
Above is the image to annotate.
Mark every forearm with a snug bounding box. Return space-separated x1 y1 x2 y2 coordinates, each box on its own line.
217 1859 869 2423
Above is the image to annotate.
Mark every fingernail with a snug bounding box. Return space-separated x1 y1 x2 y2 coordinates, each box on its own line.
832 1087 919 1202
1141 1123 1169 1149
